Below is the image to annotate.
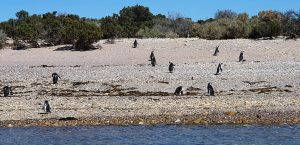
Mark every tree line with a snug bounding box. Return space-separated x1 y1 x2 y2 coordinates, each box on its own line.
0 5 300 50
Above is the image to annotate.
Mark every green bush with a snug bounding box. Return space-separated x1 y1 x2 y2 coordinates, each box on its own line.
249 10 282 39
1 8 300 42
13 39 28 49
220 18 250 39
136 27 165 38
194 11 252 39
15 23 39 47
194 21 224 40
215 10 238 19
0 30 6 48
42 12 63 45
282 10 300 38
100 15 123 39
151 18 173 37
74 22 102 50
118 5 154 37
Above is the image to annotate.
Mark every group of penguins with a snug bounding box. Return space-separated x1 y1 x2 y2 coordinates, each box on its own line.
140 42 245 97
2 73 60 114
1 40 246 114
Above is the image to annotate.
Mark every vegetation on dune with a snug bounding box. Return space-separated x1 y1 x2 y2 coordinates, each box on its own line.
0 29 6 48
0 10 103 50
1 5 300 49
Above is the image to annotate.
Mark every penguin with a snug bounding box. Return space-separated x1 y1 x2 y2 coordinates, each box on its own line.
52 73 61 84
239 51 244 62
174 86 184 96
169 62 175 73
151 56 156 67
3 86 12 97
133 39 138 48
207 83 214 96
149 51 155 61
213 46 219 56
215 63 223 75
44 100 51 113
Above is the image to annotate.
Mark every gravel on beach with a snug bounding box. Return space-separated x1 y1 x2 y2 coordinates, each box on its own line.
0 38 299 127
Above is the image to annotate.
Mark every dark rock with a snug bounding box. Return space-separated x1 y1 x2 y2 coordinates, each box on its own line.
59 117 77 121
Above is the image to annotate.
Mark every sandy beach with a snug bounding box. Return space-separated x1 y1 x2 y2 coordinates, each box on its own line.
0 38 299 127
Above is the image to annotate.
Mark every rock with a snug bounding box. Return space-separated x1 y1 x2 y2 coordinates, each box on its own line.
91 102 99 108
138 121 144 125
175 119 181 123
59 117 77 121
193 118 208 125
256 114 261 119
202 112 209 116
285 85 293 88
225 111 237 116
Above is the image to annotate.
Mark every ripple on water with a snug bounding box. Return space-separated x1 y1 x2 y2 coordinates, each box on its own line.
1 125 300 144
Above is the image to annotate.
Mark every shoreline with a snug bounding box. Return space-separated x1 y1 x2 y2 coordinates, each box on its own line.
2 110 300 128
0 38 299 128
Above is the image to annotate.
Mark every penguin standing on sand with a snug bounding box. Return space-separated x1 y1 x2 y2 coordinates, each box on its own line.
151 57 157 67
149 51 157 67
207 83 214 96
213 46 219 56
133 39 138 48
215 63 223 75
44 100 51 113
169 62 175 73
239 51 244 62
52 73 61 84
3 86 13 97
174 86 183 96
150 51 155 61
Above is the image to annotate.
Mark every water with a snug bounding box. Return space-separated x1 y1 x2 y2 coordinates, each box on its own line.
1 125 300 145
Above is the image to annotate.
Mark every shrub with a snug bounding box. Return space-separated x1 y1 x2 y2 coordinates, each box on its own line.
152 18 173 37
165 31 179 38
0 19 16 39
220 18 250 39
194 21 224 40
0 30 7 48
15 23 39 47
249 10 282 39
173 18 193 37
167 13 193 37
118 5 154 37
42 12 63 45
136 27 165 38
16 10 29 21
74 22 102 50
105 38 115 44
13 39 28 50
282 10 300 38
100 15 123 39
215 10 238 19
2 8 300 41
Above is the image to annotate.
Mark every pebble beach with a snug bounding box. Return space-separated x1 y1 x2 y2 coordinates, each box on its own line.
0 38 299 127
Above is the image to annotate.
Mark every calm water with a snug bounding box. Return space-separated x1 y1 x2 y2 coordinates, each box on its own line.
0 125 300 145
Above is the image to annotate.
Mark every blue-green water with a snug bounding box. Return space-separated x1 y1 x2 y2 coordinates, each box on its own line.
1 125 300 145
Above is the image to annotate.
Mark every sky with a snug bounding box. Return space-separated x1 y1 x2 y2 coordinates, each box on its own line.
0 0 300 22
